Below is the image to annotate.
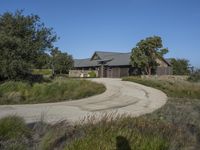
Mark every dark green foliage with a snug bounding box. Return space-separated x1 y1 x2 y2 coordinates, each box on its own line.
170 58 191 75
51 48 74 75
0 10 57 80
35 53 51 69
130 36 168 75
88 71 96 78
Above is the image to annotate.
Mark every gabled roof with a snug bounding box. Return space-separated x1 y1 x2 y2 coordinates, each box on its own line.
74 51 131 68
106 53 131 66
165 58 172 66
74 51 170 68
74 58 100 68
92 51 126 60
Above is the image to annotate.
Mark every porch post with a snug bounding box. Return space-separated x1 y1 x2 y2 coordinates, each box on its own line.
101 64 104 78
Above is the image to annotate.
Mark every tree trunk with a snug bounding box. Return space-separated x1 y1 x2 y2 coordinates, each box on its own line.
145 66 152 75
148 67 152 75
145 67 148 75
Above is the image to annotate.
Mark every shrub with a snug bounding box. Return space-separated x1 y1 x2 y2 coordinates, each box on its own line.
88 71 96 78
0 116 30 140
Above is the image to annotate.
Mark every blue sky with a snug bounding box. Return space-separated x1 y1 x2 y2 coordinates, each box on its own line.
1 0 200 67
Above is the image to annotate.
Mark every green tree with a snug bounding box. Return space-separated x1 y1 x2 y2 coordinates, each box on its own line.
51 48 74 74
0 10 57 80
170 58 190 75
130 36 168 75
34 52 51 69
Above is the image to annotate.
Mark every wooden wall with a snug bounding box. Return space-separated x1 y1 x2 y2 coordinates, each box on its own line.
106 67 129 78
156 67 172 75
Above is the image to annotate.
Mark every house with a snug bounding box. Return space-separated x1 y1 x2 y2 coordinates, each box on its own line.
69 51 172 78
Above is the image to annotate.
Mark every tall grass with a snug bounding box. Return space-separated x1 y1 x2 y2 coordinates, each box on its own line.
0 116 31 150
123 76 200 99
0 114 192 150
65 115 171 150
0 78 106 104
0 116 30 140
37 114 187 150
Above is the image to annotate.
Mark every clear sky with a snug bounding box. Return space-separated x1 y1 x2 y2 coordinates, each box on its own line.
1 0 200 67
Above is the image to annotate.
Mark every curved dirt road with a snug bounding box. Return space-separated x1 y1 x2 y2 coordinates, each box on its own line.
0 78 167 123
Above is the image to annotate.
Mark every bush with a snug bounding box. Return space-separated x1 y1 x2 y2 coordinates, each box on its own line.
88 71 96 78
0 116 30 140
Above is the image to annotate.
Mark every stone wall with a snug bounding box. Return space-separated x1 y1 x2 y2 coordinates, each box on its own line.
69 70 99 78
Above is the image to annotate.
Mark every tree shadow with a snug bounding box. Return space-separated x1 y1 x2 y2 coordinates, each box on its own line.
116 136 131 150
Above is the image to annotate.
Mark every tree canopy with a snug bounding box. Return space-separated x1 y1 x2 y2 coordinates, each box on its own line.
0 10 57 80
51 48 74 75
130 36 168 75
170 58 190 75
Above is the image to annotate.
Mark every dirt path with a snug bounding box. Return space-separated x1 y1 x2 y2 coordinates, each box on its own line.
0 78 167 123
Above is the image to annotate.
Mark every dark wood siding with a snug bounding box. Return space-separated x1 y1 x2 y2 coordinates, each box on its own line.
106 67 129 78
156 67 172 75
112 67 120 78
120 67 129 77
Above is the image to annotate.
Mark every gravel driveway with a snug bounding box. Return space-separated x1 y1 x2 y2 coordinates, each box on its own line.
0 78 167 123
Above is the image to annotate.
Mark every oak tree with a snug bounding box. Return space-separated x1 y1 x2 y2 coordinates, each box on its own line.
0 10 57 80
130 36 168 75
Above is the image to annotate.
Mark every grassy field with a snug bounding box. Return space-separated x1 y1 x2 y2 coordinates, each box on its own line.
0 115 184 150
0 78 106 104
122 76 200 149
1 76 200 150
123 76 200 99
